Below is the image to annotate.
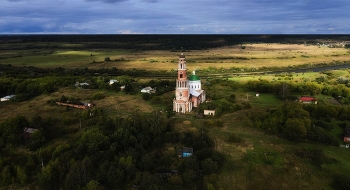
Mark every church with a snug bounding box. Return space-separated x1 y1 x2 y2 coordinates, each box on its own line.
173 53 206 113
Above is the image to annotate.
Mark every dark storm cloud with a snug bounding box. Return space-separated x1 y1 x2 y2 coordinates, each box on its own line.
85 0 127 3
85 0 158 3
1 0 349 34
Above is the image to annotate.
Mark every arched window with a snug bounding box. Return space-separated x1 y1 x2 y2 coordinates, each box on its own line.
180 73 183 78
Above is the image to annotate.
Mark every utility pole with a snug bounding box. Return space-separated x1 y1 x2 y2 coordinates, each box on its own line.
318 128 320 149
201 126 204 140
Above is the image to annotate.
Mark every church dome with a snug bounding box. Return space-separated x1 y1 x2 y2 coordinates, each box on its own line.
188 70 200 81
189 75 200 81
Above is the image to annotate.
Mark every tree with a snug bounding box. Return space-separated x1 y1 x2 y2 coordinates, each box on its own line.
142 93 152 101
283 118 307 141
65 157 95 189
278 82 290 100
229 94 236 102
84 180 99 190
104 57 111 61
201 158 219 174
15 165 28 185
1 165 15 185
80 128 108 154
29 129 46 150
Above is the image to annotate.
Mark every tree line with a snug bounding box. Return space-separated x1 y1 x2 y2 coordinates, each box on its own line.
248 102 345 145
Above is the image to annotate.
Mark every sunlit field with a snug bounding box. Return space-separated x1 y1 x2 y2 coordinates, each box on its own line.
1 43 349 70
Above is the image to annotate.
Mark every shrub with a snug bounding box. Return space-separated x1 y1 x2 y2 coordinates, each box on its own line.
91 92 105 100
142 93 152 101
227 133 243 143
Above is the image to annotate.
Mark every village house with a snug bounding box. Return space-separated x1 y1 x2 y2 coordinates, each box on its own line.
299 96 317 104
1 95 15 101
75 82 89 88
343 128 350 142
141 86 156 94
109 79 118 85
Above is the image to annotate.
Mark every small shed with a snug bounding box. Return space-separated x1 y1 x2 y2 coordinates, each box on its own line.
156 169 178 178
344 128 350 142
204 110 215 116
178 147 193 158
23 127 39 139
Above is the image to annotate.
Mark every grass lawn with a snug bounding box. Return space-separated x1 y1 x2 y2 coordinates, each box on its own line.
247 93 281 108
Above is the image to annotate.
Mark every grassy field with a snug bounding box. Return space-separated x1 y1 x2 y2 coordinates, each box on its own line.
0 88 158 120
229 71 325 83
1 43 350 70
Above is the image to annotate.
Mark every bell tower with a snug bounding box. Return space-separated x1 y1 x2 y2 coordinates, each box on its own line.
173 53 192 113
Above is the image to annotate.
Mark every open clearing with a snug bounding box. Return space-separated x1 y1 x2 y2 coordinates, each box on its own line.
2 43 350 70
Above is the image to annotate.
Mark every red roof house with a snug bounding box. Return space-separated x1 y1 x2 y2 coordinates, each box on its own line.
299 96 317 104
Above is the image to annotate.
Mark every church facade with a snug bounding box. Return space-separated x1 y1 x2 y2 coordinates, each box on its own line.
173 53 206 113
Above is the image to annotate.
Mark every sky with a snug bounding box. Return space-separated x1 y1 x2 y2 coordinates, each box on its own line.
1 0 350 34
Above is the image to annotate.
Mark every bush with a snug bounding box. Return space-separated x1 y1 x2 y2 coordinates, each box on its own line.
104 57 111 62
91 92 105 100
294 148 336 168
332 173 350 190
227 133 243 143
142 93 152 101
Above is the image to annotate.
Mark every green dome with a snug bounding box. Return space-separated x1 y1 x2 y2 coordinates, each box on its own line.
188 75 200 81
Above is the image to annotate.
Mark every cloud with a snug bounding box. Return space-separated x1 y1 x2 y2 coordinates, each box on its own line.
6 0 27 2
119 30 144 34
85 0 128 3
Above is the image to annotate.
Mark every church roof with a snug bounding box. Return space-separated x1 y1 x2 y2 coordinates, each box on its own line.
189 75 200 81
190 88 202 97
